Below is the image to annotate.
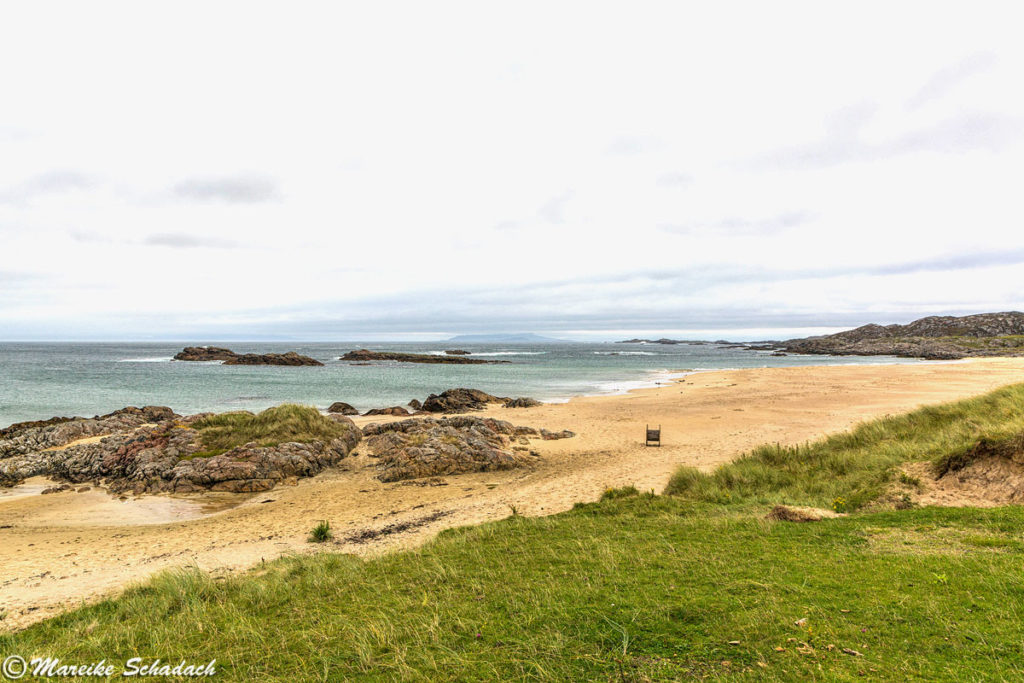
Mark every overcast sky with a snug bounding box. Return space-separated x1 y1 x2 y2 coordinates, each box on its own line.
1 2 1022 341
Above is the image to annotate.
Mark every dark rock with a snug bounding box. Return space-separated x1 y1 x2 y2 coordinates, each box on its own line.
327 402 359 415
408 399 422 410
173 346 323 366
504 397 542 408
444 349 471 355
226 351 323 366
540 428 575 440
421 388 508 413
338 349 506 364
363 406 411 417
173 346 237 362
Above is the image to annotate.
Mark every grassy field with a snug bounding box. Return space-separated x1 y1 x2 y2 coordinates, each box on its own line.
189 404 351 457
3 387 1024 681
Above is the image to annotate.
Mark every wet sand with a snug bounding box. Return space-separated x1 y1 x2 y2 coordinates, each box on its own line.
2 358 1024 631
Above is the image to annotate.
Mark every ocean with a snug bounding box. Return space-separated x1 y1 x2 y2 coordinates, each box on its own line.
0 341 924 427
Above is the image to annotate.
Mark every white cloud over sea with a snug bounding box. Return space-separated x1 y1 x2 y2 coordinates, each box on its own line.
0 1 1022 340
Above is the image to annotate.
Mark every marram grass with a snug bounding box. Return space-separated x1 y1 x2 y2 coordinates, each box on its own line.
190 404 350 457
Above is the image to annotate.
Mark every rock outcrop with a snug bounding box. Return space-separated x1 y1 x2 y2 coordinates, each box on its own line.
327 402 359 415
173 346 237 362
362 416 540 482
421 388 506 413
0 408 360 494
174 346 323 366
444 349 471 355
363 406 411 417
410 388 544 413
781 312 1024 360
0 406 176 462
504 397 542 408
338 350 506 365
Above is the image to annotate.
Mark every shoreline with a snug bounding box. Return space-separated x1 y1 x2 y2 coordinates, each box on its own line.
0 343 935 429
3 358 1024 632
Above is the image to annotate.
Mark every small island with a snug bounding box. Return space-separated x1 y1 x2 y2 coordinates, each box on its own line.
173 346 324 366
338 349 508 364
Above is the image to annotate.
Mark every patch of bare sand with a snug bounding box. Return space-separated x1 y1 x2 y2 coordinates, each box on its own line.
765 505 844 522
2 358 1024 631
903 457 1024 508
42 434 111 452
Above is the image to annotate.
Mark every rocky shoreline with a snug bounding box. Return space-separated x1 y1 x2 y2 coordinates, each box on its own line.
1 392 570 496
0 407 359 494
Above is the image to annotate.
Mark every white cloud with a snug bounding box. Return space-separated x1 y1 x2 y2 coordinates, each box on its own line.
0 1 1021 339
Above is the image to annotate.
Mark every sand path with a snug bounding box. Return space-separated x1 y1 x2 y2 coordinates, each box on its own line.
3 358 1024 631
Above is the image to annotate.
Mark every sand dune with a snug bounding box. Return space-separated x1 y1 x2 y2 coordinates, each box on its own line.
2 358 1024 631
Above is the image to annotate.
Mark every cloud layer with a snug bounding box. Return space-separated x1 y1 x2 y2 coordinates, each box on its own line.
0 2 1021 340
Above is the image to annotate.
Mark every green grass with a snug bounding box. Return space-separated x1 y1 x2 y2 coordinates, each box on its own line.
308 520 333 543
189 404 351 457
5 385 1024 680
4 498 1024 681
665 383 1024 510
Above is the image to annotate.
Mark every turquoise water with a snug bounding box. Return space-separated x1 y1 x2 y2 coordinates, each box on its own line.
0 342 923 427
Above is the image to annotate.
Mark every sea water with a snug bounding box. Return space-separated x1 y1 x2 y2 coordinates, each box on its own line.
0 341 923 427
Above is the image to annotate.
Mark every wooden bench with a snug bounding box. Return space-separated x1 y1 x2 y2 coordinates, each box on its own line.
646 425 661 447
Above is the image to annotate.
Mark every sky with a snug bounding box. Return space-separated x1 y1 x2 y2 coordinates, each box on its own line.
1 2 1022 341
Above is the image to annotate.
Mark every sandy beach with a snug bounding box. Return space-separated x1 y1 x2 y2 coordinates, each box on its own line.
3 358 1024 631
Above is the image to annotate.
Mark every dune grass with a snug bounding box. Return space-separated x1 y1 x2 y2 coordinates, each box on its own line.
189 404 350 457
665 383 1024 510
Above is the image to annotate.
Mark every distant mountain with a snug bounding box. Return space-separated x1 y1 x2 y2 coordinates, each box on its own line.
445 333 572 343
783 311 1024 360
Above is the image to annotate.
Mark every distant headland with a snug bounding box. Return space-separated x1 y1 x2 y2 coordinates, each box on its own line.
617 312 1024 360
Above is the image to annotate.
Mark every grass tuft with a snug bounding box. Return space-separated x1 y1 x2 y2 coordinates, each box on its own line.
599 485 641 501
308 520 333 543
